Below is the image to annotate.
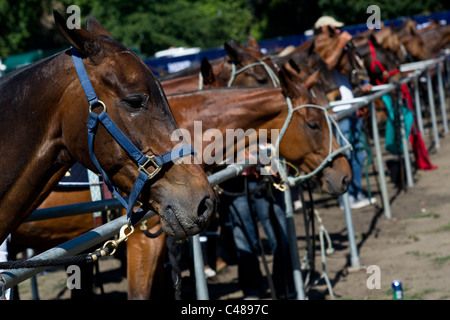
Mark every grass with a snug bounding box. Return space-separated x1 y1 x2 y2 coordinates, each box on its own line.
436 223 450 232
408 212 440 219
433 255 450 265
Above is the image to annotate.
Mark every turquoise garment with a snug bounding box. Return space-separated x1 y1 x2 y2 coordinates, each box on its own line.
383 94 413 155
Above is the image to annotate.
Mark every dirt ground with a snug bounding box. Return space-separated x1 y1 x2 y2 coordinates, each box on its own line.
14 92 450 301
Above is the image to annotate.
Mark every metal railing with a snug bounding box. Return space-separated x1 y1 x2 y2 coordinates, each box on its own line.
323 54 449 271
1 54 448 300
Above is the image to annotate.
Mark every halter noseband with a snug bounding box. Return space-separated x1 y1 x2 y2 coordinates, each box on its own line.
71 47 196 225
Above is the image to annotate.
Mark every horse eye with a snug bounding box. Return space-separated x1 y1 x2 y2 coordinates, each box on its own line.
122 94 148 109
307 122 319 130
256 77 268 85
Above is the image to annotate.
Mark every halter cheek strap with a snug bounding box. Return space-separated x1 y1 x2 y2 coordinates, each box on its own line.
71 47 196 225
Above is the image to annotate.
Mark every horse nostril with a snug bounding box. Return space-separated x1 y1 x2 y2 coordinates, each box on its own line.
342 174 350 190
197 195 215 221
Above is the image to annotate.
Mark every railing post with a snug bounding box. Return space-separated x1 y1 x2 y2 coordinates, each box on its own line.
370 101 392 219
437 62 449 134
426 68 440 149
413 75 425 136
283 183 306 300
189 235 209 300
342 192 361 270
396 87 414 188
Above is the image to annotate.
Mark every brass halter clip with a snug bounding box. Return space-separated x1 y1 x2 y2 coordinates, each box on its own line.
100 224 134 257
139 155 162 180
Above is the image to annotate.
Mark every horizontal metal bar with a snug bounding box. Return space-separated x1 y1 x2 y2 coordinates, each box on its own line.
207 163 254 187
399 56 446 73
330 69 422 121
26 198 126 222
0 210 156 291
0 162 256 291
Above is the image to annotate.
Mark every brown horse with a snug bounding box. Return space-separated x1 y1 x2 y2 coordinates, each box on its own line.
11 65 351 299
370 26 412 64
0 12 215 244
418 23 450 55
395 20 432 61
160 39 280 95
352 33 401 85
272 40 341 101
125 68 352 299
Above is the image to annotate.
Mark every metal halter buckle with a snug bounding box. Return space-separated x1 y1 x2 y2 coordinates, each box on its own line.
89 100 106 113
139 155 162 180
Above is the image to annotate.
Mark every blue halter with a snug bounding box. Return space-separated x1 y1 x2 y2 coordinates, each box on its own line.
71 47 196 225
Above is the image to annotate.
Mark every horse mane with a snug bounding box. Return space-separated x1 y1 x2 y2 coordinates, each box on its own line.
0 52 61 85
166 85 281 98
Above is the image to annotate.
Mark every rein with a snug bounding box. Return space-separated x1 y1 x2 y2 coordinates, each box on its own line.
71 48 196 226
368 40 400 85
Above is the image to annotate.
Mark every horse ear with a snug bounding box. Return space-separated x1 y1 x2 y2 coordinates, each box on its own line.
200 57 215 85
288 59 300 74
301 70 320 90
369 33 379 46
53 10 104 59
224 42 241 64
86 14 114 38
247 36 261 51
279 65 306 99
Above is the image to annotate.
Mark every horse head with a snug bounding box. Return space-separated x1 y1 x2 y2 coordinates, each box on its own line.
222 39 279 87
373 27 412 64
276 67 352 195
396 20 432 61
282 59 330 106
353 33 401 85
54 12 215 239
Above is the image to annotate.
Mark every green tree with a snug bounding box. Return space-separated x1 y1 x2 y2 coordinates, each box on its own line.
60 0 252 56
0 0 51 58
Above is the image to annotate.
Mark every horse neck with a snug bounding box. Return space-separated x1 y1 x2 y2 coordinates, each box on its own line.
161 74 202 95
0 52 75 237
170 87 285 131
160 60 227 95
169 87 288 169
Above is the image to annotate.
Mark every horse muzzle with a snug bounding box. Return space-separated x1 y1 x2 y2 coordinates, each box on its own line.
158 193 215 240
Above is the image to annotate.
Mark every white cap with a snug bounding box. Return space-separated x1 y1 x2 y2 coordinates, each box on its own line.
314 16 344 29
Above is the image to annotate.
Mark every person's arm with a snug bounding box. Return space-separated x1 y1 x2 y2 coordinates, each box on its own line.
324 31 353 70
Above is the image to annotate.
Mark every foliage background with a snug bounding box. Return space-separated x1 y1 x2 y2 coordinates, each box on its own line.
0 0 449 59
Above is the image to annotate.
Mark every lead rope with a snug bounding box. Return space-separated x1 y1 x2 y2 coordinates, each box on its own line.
313 209 335 299
0 225 134 269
